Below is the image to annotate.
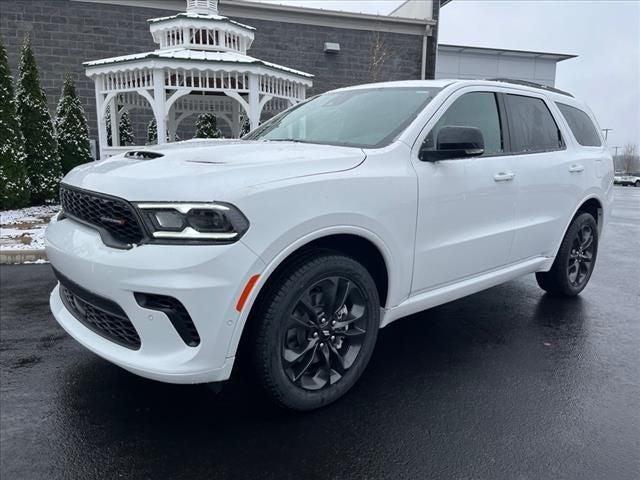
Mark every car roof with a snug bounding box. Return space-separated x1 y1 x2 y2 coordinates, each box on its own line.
332 79 592 114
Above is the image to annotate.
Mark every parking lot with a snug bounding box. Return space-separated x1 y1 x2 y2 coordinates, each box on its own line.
1 187 638 480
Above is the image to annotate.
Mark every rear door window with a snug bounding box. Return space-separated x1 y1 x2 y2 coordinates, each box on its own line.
505 94 564 153
556 103 602 147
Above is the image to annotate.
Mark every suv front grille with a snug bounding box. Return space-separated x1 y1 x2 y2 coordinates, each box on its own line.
60 184 145 248
55 269 141 350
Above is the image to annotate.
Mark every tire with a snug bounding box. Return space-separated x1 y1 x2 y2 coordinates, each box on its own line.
536 212 598 296
635 180 640 188
250 251 380 411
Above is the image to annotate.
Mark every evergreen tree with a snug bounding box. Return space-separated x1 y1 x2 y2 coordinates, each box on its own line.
16 34 61 204
147 117 179 144
55 74 92 174
106 105 135 146
240 116 251 137
147 118 157 144
105 104 112 145
0 35 30 209
119 110 134 146
194 113 222 138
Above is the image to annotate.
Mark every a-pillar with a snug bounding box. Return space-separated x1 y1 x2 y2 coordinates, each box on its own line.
153 69 167 144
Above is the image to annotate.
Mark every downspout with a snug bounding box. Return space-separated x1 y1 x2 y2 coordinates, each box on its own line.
421 25 428 80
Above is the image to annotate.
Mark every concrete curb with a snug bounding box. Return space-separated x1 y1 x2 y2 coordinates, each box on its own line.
0 249 48 264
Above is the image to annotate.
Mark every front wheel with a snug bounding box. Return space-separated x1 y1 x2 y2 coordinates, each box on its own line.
536 212 598 296
635 180 640 187
250 252 380 411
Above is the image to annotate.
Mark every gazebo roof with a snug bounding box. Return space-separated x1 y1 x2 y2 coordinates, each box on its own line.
84 48 313 81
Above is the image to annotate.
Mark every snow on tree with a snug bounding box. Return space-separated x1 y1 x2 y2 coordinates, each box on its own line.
194 113 222 138
240 116 251 137
147 118 179 144
55 74 92 174
147 118 157 144
106 105 135 146
0 35 30 209
119 110 134 146
16 34 61 204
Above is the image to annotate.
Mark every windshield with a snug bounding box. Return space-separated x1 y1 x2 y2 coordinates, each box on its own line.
244 87 442 148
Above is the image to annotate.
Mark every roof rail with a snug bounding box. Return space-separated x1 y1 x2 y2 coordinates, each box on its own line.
487 78 574 97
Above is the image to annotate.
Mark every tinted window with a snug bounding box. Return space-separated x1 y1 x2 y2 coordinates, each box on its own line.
556 103 602 146
423 92 503 156
505 94 564 153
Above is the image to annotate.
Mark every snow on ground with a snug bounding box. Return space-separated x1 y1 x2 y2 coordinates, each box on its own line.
0 205 60 251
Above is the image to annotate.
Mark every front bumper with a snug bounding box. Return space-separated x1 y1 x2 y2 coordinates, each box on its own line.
46 215 264 383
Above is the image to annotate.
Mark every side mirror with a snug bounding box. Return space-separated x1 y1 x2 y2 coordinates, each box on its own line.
420 126 485 162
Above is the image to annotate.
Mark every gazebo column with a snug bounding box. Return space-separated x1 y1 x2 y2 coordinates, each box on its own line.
108 96 120 147
152 69 167 144
93 79 107 159
167 107 177 141
248 73 260 130
231 100 240 138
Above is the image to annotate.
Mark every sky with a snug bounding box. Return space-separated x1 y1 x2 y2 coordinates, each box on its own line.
251 0 640 150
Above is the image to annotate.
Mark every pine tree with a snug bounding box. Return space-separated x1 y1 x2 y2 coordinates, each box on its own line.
106 105 135 146
194 113 222 138
119 110 134 145
147 118 179 144
16 34 61 204
0 35 30 209
55 74 92 174
147 118 157 144
240 116 251 137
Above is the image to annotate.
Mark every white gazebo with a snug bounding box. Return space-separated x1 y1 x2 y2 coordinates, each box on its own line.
85 0 313 158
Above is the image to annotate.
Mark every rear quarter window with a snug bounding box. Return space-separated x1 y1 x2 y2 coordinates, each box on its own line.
556 103 602 147
505 94 564 153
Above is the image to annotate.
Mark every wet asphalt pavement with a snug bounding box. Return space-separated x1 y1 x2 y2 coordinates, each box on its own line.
1 187 639 480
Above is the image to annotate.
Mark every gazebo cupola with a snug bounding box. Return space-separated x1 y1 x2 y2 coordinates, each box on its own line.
149 0 255 54
85 0 313 159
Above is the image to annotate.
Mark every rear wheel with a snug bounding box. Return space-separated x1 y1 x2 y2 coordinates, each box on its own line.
251 252 380 411
536 212 598 296
635 180 640 187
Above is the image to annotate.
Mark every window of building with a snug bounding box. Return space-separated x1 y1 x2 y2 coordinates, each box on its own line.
422 92 504 156
505 94 564 153
556 103 602 147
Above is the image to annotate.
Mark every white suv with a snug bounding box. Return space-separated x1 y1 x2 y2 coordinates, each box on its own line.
46 80 614 410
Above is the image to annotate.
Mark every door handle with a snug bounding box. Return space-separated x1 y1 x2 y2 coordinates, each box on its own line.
493 172 515 182
569 164 585 173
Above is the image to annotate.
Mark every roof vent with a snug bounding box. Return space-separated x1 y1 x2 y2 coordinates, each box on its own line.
124 150 164 160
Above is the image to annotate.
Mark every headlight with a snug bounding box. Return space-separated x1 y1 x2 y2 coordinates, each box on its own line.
136 202 249 244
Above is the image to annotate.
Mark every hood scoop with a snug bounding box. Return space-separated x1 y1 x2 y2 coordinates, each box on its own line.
124 150 164 160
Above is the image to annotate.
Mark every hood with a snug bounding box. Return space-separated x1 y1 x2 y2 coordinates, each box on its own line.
63 140 366 201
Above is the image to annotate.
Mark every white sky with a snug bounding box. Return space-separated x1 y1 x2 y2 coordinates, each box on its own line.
250 1 640 148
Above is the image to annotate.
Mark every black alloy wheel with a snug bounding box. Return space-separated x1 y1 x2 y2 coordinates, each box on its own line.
536 212 599 296
251 252 380 410
282 276 368 390
566 223 596 288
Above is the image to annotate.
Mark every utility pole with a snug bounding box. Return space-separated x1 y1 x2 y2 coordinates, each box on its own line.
602 128 613 140
612 146 620 158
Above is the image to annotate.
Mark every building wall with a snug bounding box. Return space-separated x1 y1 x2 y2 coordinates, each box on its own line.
0 0 430 145
436 48 560 86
